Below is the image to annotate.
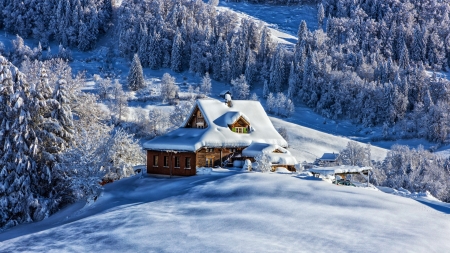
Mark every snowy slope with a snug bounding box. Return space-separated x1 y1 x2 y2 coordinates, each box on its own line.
1 172 449 252
270 117 388 163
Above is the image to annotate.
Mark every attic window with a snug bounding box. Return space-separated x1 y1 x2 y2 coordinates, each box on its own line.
233 127 247 134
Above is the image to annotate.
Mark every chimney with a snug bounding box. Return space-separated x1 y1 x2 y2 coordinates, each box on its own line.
225 93 233 107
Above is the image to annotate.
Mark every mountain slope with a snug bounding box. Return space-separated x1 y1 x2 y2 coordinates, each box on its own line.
1 172 449 252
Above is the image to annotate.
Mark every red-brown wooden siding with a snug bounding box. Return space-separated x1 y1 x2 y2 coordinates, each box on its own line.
146 151 197 176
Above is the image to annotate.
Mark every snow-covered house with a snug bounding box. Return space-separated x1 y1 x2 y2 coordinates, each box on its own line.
143 98 297 176
316 153 340 166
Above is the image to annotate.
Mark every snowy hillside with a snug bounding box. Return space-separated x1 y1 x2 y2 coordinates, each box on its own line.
1 172 449 252
270 117 387 162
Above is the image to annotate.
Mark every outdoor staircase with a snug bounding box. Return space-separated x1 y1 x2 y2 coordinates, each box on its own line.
222 153 234 168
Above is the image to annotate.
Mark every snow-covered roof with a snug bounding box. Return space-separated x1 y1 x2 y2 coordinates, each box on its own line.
242 143 297 165
319 153 339 161
309 166 372 176
143 99 288 151
220 90 231 96
222 111 250 126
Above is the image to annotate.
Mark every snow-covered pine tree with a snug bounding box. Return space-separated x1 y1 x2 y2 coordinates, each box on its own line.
0 56 38 228
148 31 162 70
171 30 184 73
317 3 325 29
200 72 212 96
269 45 286 92
266 92 275 113
399 42 410 70
263 80 270 99
244 49 257 86
231 74 250 100
127 54 145 91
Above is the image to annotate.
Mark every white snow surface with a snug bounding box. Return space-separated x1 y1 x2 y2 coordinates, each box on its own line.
309 165 372 176
1 172 449 252
143 99 287 151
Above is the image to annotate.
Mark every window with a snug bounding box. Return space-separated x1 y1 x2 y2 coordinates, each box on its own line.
185 157 191 169
164 156 169 167
206 148 214 152
230 148 236 153
234 127 247 133
174 156 180 168
153 155 158 167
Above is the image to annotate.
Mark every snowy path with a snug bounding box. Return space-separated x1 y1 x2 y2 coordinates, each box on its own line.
1 172 449 252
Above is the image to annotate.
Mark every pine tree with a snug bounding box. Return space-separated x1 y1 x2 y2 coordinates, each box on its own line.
296 20 308 49
269 45 286 92
263 80 270 98
287 61 297 99
171 29 184 72
399 42 410 70
200 72 212 96
244 50 257 87
231 74 250 100
266 92 275 113
149 31 162 69
317 3 325 29
127 54 145 91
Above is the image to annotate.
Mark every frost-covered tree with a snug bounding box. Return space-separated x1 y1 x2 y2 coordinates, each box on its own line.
277 127 289 143
263 80 270 98
102 129 145 182
170 101 194 128
127 54 145 91
254 153 272 173
110 81 128 123
160 73 179 104
231 74 250 100
0 56 40 228
266 92 275 113
148 108 170 137
269 45 286 92
171 29 184 72
339 141 367 167
317 3 325 29
96 77 112 100
250 92 258 101
200 72 212 96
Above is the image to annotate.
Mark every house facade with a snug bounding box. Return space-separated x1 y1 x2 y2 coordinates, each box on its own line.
143 98 297 176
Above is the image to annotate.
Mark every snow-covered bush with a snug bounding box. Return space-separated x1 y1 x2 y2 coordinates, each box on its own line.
254 154 272 173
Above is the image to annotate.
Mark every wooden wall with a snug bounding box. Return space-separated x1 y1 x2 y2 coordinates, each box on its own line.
196 147 244 167
147 150 197 176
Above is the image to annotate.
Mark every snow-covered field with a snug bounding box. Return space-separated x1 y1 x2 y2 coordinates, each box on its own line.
1 171 449 252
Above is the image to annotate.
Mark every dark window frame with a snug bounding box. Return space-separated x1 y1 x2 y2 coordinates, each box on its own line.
153 155 158 167
163 156 169 167
174 156 180 168
185 157 191 169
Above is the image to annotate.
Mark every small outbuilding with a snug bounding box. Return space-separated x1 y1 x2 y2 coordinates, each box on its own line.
317 152 340 166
